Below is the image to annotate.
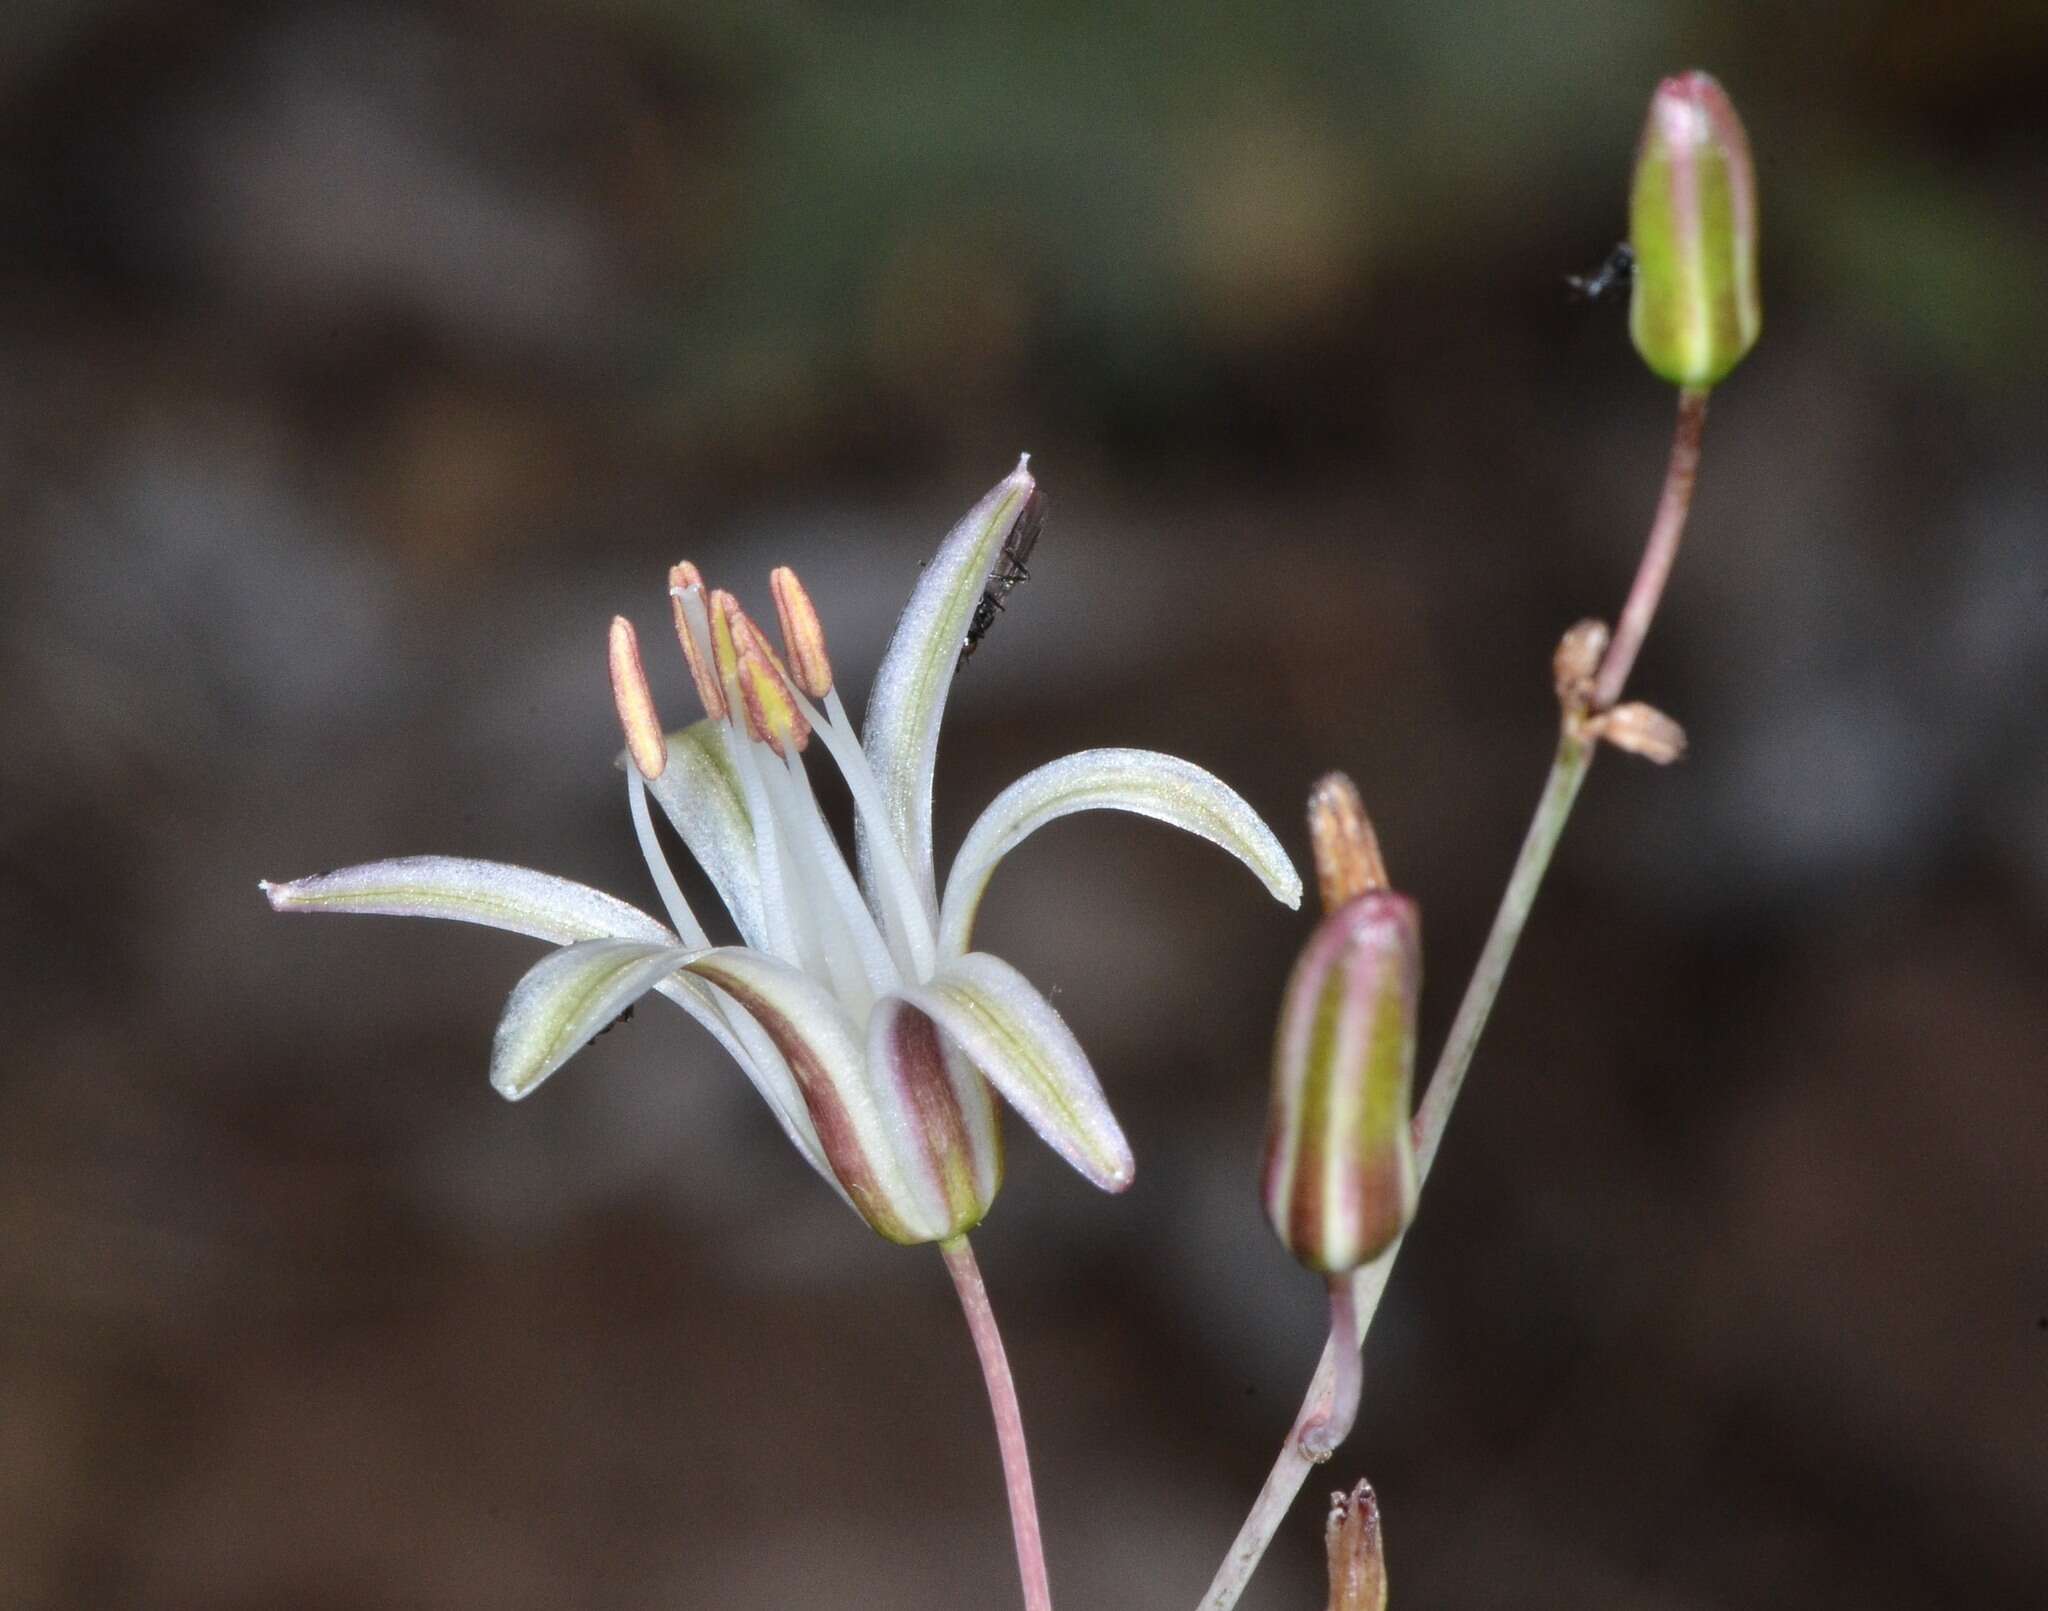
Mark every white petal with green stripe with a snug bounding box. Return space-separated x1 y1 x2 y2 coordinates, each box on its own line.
684 946 940 1243
860 459 1038 912
864 995 1003 1240
893 951 1132 1193
490 939 697 1099
938 747 1302 955
262 856 673 946
649 970 832 1181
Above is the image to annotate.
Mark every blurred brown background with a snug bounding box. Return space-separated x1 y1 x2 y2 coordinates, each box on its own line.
4 3 2045 1608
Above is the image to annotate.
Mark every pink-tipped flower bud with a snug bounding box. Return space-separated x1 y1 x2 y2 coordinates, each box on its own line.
1263 889 1421 1274
1324 1481 1388 1611
1629 71 1761 389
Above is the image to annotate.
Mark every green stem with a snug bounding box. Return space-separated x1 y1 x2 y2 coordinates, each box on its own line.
1411 733 1593 1177
1197 385 1709 1611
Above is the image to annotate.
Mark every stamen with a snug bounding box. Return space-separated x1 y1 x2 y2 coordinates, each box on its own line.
729 603 812 757
708 589 745 704
608 616 668 780
669 563 728 721
678 587 809 970
777 749 901 996
755 755 885 1010
707 697 805 969
748 761 844 991
691 585 932 982
770 565 834 699
627 769 710 949
803 686 938 979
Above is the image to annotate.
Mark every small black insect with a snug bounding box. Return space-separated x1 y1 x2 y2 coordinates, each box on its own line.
593 1003 635 1039
961 591 1002 664
1566 241 1636 303
958 488 1046 668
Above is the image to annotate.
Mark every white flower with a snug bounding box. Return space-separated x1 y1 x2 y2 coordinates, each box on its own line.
263 460 1301 1244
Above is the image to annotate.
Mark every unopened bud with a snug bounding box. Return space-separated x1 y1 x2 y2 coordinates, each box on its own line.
607 616 667 779
1324 1481 1388 1611
1308 773 1389 913
669 563 728 722
769 565 834 698
1263 890 1421 1274
1591 701 1688 763
1629 70 1761 389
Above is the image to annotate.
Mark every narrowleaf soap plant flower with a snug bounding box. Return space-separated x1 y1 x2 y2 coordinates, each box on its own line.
263 458 1301 1611
263 63 1760 1611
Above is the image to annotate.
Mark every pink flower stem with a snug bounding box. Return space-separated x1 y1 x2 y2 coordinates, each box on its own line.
1592 386 1709 710
1298 1278 1361 1460
1197 384 1714 1611
941 1235 1053 1611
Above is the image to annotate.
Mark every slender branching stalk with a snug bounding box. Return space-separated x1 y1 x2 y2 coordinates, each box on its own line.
1592 388 1708 709
942 1236 1054 1611
1198 384 1711 1611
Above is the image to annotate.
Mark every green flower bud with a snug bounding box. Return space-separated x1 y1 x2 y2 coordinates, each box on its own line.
1262 889 1421 1274
1629 70 1761 388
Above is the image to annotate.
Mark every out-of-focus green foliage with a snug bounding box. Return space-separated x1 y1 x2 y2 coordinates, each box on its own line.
1801 165 2047 382
584 0 2048 426
604 0 1680 418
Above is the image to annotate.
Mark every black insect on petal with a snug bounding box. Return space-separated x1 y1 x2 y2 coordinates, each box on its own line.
959 488 1048 668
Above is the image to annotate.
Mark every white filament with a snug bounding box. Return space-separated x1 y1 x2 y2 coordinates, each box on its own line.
674 585 801 968
807 686 938 980
754 754 882 1013
663 577 942 1023
777 751 900 996
627 768 710 950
